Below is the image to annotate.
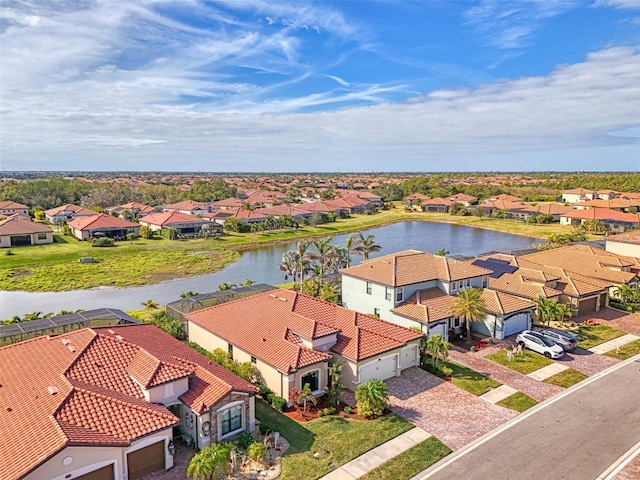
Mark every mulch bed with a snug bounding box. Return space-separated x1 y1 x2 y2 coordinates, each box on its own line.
282 398 372 422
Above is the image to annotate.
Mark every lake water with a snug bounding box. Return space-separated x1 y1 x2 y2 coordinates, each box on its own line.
0 221 540 319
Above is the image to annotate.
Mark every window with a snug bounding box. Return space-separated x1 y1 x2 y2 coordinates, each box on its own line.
454 317 460 327
366 281 372 295
251 356 257 364
396 288 403 302
301 370 319 391
220 404 243 437
228 343 233 359
374 308 380 317
385 287 391 301
37 233 47 240
482 276 488 288
464 279 470 287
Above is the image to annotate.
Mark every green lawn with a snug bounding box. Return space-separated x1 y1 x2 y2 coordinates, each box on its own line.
424 360 501 396
255 400 414 480
604 339 640 360
577 325 626 349
359 437 451 480
543 368 588 388
486 349 554 375
496 392 538 412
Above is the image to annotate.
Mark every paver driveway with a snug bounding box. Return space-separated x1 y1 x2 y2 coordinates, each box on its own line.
386 367 517 451
588 307 640 336
555 346 620 375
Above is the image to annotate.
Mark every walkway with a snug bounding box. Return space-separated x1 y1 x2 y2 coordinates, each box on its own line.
526 362 567 381
447 349 563 401
320 427 431 480
589 333 639 354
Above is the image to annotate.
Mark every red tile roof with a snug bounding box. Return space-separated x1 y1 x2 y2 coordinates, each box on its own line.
162 200 209 211
139 210 206 228
68 213 139 231
560 207 640 224
186 290 422 367
44 204 95 217
340 250 491 286
607 230 640 246
0 201 29 211
0 214 53 235
0 324 256 480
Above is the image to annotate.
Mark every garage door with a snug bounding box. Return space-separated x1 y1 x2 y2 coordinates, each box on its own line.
76 464 114 480
579 297 598 316
503 313 529 338
359 355 397 383
127 441 165 480
428 322 447 338
400 345 417 369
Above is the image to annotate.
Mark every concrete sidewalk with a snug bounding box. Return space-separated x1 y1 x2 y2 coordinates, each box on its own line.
588 334 639 354
320 427 431 480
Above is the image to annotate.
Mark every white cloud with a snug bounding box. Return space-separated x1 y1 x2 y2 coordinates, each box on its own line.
594 0 640 9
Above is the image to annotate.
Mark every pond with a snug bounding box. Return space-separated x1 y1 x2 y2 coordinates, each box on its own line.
0 221 540 319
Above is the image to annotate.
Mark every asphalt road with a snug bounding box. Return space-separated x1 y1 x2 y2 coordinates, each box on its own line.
418 357 640 480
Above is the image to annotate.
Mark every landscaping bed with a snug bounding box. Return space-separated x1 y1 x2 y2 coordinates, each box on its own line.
496 392 538 412
280 398 367 422
359 437 452 480
577 324 626 349
423 360 501 396
604 339 640 360
486 348 554 375
543 368 588 388
256 400 413 480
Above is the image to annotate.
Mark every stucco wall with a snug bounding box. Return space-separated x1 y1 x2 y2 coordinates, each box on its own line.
146 377 190 405
606 240 640 259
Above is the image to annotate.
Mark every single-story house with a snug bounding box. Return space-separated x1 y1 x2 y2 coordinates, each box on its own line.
202 208 268 225
68 213 140 240
104 202 157 219
253 204 313 222
139 211 218 237
606 230 640 259
0 213 54 247
404 193 432 210
448 193 478 206
507 203 574 222
561 188 597 204
0 201 29 217
45 204 96 224
421 197 455 213
186 289 423 397
0 324 257 480
161 200 210 216
559 208 640 231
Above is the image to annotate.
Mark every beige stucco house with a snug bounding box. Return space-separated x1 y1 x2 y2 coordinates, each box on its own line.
0 213 54 248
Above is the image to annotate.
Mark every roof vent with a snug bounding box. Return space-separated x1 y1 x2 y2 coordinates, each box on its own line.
61 339 70 346
262 337 267 342
278 297 287 301
115 335 124 341
6 407 12 412
107 329 116 334
48 386 58 395
67 345 76 353
269 294 277 298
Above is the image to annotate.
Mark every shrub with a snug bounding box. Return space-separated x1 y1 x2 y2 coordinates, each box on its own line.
5 249 14 256
323 407 336 416
317 410 325 417
236 431 254 450
270 396 287 412
255 383 273 399
343 406 352 414
355 379 389 418
440 366 453 377
247 442 266 463
91 237 114 247
470 346 477 352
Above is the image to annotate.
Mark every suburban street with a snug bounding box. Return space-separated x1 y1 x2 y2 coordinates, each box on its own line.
418 357 640 480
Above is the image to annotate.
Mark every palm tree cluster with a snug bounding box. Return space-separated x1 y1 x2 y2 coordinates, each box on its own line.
613 284 640 307
534 297 573 326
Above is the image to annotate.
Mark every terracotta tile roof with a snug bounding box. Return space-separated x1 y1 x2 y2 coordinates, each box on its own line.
0 324 256 480
488 270 563 300
490 194 523 202
107 202 156 214
45 204 96 217
68 213 139 231
162 200 209 211
562 188 596 195
607 230 640 246
254 204 312 217
340 250 491 286
480 199 526 210
574 198 640 209
510 203 574 216
560 207 640 223
302 201 349 213
404 193 431 202
0 201 29 211
186 289 422 366
210 197 244 208
480 289 534 314
448 193 477 202
0 214 53 235
139 210 206 228
422 196 455 206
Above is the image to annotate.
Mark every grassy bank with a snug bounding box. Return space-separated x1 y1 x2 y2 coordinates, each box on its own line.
0 208 577 292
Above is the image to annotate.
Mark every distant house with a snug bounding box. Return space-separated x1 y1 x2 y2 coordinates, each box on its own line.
448 193 478 206
0 324 257 480
0 201 29 217
104 202 157 219
68 213 140 240
253 204 313 222
561 188 597 204
559 208 640 232
202 208 267 226
186 289 423 398
0 214 54 248
420 197 455 213
45 204 96 224
507 203 574 222
162 200 210 216
139 211 218 237
404 193 431 210
606 230 640 259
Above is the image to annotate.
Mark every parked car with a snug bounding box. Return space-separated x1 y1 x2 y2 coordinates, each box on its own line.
515 330 565 359
538 329 578 352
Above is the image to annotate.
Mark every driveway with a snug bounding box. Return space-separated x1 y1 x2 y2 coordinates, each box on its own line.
588 307 640 336
555 346 620 375
385 367 517 451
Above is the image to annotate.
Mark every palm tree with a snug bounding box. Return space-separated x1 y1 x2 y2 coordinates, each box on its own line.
297 241 312 289
218 281 236 291
435 248 449 256
296 383 316 416
426 334 450 369
325 246 348 273
355 379 389 418
187 443 231 480
141 299 159 311
344 232 362 267
355 233 381 261
279 250 300 281
243 278 255 286
613 284 635 306
180 291 200 298
309 236 335 281
534 297 555 327
451 288 487 341
553 302 573 323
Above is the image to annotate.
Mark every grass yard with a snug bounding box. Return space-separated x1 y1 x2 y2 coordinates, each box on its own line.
604 339 640 360
255 400 414 480
486 348 554 375
359 437 452 480
543 368 588 388
496 392 538 412
577 325 626 349
424 360 501 396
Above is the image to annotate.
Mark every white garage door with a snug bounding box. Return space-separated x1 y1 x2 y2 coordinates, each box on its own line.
400 345 417 369
428 322 447 338
359 354 398 383
503 313 529 338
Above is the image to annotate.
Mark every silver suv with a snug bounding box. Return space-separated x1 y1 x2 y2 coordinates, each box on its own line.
538 329 578 352
515 330 565 359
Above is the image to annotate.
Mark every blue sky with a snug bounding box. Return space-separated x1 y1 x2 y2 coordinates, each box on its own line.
1 0 639 172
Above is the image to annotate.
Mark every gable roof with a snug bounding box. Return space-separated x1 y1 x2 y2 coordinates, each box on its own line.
186 289 422 369
162 200 209 212
68 213 139 231
560 207 640 224
0 214 52 235
340 250 491 287
0 201 29 211
0 324 256 480
607 230 640 246
44 204 95 217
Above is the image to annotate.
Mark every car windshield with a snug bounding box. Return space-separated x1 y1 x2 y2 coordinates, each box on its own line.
540 336 556 347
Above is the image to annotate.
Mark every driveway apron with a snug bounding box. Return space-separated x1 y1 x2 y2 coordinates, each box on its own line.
385 367 517 451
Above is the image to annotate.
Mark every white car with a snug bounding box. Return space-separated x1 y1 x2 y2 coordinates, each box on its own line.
515 330 565 359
